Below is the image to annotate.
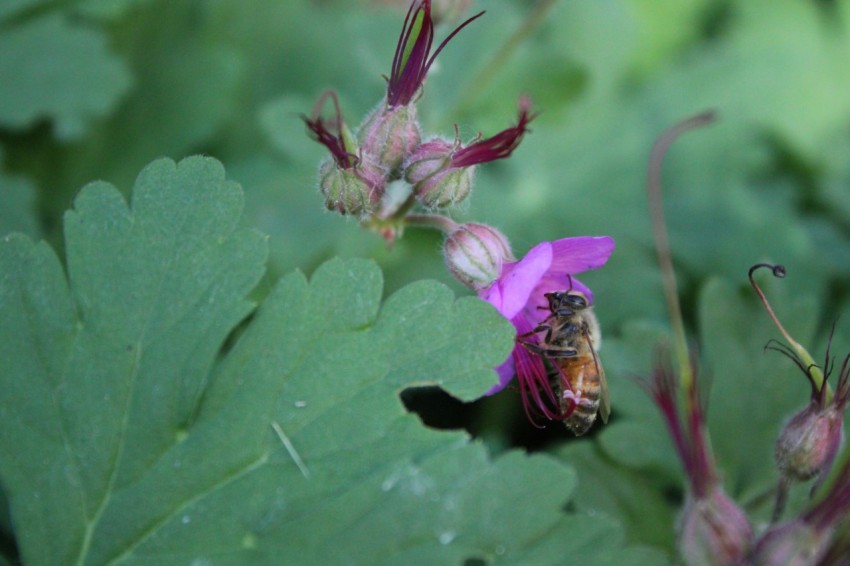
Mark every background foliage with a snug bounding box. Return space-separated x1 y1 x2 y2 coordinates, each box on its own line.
2 0 850 563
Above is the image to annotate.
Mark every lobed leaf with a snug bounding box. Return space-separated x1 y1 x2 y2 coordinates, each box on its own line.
0 155 651 564
0 15 132 139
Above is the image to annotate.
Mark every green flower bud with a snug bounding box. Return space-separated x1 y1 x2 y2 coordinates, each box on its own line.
358 101 421 175
405 139 473 208
443 223 514 290
318 157 386 217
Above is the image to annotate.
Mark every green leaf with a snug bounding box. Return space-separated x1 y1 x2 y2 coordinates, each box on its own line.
0 166 40 239
73 0 156 21
0 156 267 564
0 0 46 23
555 441 677 556
1 155 651 564
0 15 132 139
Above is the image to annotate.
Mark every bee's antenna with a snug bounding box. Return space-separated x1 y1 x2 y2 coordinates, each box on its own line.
566 273 574 292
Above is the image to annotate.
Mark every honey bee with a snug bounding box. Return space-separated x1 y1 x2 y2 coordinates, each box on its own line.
520 288 610 436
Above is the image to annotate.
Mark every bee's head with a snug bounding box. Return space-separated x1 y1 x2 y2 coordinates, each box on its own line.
545 290 589 315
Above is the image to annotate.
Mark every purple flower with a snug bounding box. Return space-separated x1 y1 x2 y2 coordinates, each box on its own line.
478 236 614 423
387 0 484 107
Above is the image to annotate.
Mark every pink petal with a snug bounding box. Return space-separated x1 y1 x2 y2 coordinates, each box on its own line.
549 236 615 275
486 355 516 395
478 280 504 313
493 241 552 320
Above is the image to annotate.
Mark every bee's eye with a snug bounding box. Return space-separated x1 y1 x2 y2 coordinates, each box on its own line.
566 294 587 309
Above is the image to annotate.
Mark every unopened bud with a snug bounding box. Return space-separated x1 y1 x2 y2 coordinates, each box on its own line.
405 138 474 208
678 487 752 566
444 223 514 290
318 157 386 217
358 101 421 174
775 402 843 483
751 520 830 566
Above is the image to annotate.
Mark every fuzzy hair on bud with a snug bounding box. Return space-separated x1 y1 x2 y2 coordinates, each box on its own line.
678 487 752 566
750 520 831 566
443 223 514 290
357 102 421 175
405 139 473 208
319 157 386 217
775 402 844 483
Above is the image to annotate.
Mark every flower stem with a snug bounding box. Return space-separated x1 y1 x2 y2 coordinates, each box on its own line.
748 263 829 401
646 111 717 399
406 213 459 233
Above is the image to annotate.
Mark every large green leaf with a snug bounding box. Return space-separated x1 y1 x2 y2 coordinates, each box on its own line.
0 15 131 139
0 156 266 564
0 156 655 564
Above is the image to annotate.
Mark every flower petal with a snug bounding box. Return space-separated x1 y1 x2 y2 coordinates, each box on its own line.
492 241 552 320
549 236 615 275
486 355 516 395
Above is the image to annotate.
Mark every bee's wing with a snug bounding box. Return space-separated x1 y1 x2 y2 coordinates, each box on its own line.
597 357 610 424
586 333 611 424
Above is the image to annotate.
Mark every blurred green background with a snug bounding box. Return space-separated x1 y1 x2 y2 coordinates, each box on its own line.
3 0 850 558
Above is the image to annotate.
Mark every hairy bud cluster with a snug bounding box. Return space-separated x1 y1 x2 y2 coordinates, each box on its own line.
303 1 499 220
300 0 539 290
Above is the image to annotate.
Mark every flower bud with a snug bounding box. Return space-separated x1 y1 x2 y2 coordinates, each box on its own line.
678 487 752 566
358 102 421 174
775 402 843 483
318 156 386 217
444 223 514 290
405 139 474 208
751 520 830 566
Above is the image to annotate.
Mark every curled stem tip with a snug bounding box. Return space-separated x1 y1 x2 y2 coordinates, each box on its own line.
748 263 796 346
647 110 718 391
748 263 828 398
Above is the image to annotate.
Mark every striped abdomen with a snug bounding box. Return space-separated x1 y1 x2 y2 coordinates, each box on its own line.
558 354 601 436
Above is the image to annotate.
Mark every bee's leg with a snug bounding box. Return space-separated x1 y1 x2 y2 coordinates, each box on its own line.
546 348 578 359
517 323 554 342
517 340 546 355
518 341 578 359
